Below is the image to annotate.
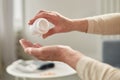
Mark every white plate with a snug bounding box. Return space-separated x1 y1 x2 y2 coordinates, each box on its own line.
6 60 76 79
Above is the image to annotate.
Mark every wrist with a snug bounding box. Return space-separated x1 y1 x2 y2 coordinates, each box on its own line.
71 19 88 33
62 50 84 69
55 45 84 69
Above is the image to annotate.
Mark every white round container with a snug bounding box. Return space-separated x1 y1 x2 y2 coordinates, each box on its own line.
29 18 50 36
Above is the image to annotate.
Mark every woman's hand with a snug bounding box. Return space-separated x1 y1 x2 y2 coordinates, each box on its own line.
19 39 84 69
29 10 74 38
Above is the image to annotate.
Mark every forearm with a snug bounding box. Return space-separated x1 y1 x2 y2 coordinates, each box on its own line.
62 50 84 69
58 47 84 69
72 13 120 35
76 56 120 80
62 50 120 80
71 19 88 33
86 13 120 35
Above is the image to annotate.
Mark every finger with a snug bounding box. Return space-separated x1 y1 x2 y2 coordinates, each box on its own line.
33 43 42 48
25 47 51 61
25 47 42 56
42 28 56 38
28 12 56 25
36 10 47 15
19 39 34 49
28 12 49 25
28 10 47 25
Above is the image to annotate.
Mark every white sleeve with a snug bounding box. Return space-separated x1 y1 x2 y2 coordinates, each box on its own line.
76 56 120 80
86 13 120 35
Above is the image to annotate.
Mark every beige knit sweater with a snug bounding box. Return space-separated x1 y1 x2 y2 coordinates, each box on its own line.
76 13 120 80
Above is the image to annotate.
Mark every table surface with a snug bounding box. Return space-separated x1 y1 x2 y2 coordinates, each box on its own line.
6 60 76 79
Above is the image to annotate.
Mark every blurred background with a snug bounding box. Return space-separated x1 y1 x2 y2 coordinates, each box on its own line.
0 0 120 80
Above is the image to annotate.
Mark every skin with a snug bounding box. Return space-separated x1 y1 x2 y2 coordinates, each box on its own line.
19 39 84 69
19 10 88 69
28 10 88 38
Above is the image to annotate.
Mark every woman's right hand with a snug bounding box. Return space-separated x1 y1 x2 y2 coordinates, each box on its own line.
28 10 74 38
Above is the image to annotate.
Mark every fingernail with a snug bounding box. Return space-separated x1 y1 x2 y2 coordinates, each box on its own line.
42 35 47 39
28 20 33 25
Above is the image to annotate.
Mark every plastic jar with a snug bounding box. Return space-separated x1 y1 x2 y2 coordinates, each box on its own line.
29 18 50 36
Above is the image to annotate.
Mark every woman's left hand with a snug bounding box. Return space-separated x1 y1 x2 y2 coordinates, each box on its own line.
19 39 84 69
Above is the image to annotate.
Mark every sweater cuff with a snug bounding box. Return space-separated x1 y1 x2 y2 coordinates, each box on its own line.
86 17 96 33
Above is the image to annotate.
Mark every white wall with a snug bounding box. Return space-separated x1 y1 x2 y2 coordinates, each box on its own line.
24 0 102 60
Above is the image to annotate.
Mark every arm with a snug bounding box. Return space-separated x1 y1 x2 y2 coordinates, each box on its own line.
29 11 120 38
76 56 120 80
27 11 120 80
19 39 120 80
73 13 120 35
87 13 120 35
72 13 120 80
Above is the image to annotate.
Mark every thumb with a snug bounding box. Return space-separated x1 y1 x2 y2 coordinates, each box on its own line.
43 28 56 38
25 48 41 56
